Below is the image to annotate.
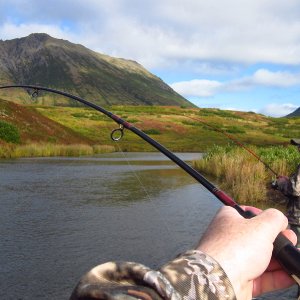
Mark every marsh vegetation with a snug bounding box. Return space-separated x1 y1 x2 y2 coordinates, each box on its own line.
193 145 300 205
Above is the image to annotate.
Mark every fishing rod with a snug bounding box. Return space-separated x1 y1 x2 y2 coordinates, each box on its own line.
1 84 300 283
185 115 278 177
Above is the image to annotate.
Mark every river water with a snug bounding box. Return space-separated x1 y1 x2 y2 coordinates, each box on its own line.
0 152 297 299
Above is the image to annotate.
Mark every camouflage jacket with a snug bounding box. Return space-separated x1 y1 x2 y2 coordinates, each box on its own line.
277 164 300 225
70 250 236 300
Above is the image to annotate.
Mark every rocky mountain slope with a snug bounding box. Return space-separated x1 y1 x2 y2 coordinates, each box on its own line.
0 33 192 107
286 107 300 117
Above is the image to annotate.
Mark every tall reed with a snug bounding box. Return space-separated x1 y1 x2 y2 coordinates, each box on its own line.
258 146 299 175
193 145 300 204
0 143 115 158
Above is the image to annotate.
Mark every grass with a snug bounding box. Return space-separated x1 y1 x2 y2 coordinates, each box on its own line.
32 105 298 153
0 143 115 158
0 120 20 143
0 98 299 156
258 146 300 174
193 145 300 205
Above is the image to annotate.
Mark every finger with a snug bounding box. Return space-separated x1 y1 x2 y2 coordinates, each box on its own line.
211 206 243 223
265 229 297 272
253 269 295 297
241 205 262 215
252 208 289 241
267 257 283 271
267 254 300 273
281 229 297 246
266 229 297 272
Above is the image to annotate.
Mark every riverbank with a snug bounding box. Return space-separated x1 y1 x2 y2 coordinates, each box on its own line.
0 142 115 158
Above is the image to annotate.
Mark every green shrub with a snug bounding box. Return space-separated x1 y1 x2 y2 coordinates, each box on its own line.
71 112 87 118
258 146 300 174
198 109 243 119
143 129 161 135
126 118 139 123
0 120 20 143
225 126 246 134
89 115 104 121
181 120 202 127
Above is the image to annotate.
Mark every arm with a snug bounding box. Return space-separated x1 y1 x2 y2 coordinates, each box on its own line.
276 165 300 197
70 207 297 300
275 175 293 196
70 251 235 300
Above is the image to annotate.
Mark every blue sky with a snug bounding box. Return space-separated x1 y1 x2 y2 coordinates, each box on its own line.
1 0 299 117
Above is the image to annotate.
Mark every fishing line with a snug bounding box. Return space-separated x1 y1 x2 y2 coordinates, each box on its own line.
112 131 180 260
95 107 178 259
185 114 278 177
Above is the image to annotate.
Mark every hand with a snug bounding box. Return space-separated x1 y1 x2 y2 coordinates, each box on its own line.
276 175 289 185
196 206 297 300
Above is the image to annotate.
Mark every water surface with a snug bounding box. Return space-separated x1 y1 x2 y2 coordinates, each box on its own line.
1 152 222 299
0 152 296 299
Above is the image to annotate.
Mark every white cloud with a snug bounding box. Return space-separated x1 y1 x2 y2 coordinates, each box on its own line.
170 79 222 97
252 69 300 87
0 22 75 42
171 69 300 98
1 0 300 69
1 0 299 118
229 69 300 90
259 103 298 117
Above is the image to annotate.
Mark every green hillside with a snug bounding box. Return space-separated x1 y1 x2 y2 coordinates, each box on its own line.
0 95 299 157
0 98 93 145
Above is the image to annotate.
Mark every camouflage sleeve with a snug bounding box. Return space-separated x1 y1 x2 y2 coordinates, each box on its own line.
290 164 300 197
276 175 294 196
69 250 236 300
277 165 300 197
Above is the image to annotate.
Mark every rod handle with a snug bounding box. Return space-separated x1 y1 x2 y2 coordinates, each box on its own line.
273 234 300 279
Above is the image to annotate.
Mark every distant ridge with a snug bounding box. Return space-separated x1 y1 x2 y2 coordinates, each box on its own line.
0 33 193 107
286 107 300 117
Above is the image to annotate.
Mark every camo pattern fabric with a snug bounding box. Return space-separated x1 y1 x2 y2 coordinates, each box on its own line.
70 250 236 300
290 165 300 197
287 197 300 226
277 165 300 225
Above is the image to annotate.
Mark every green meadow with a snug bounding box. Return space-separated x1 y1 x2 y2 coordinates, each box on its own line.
34 105 299 151
0 101 299 157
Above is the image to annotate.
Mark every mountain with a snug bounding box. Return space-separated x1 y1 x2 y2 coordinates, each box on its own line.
0 33 193 107
286 107 300 117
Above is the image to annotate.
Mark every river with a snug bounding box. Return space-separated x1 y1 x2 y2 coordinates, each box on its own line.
0 152 297 299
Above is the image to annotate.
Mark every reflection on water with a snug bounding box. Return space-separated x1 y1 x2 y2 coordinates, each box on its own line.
0 152 295 299
0 152 221 299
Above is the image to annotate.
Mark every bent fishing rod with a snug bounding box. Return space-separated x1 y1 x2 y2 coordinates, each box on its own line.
1 84 300 283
